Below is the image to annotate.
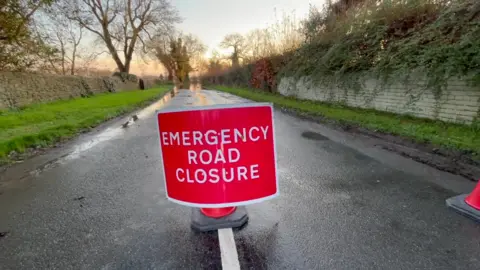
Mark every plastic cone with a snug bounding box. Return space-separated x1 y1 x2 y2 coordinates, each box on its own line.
446 180 480 223
465 182 480 210
192 206 248 231
200 207 236 218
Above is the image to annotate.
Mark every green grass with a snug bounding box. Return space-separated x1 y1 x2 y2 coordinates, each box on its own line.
0 86 172 162
213 85 480 155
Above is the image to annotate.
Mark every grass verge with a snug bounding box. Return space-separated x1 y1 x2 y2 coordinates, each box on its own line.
0 86 172 163
213 85 480 155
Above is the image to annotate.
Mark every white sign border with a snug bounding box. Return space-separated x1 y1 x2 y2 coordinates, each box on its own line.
156 102 279 208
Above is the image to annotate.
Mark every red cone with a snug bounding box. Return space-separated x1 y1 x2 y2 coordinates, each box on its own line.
200 207 236 218
446 180 480 223
465 181 480 210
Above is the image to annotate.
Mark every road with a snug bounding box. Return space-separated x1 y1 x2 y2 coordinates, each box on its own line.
1 88 479 269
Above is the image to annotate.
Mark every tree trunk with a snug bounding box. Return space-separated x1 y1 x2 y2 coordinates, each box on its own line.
70 47 76 75
232 47 239 68
124 55 132 73
61 54 66 75
122 31 138 74
102 26 127 72
61 46 66 75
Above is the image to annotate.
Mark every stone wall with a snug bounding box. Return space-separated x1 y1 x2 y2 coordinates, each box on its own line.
278 75 480 124
0 72 141 109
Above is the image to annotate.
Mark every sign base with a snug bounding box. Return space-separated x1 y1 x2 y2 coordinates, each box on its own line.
446 194 480 223
191 207 248 232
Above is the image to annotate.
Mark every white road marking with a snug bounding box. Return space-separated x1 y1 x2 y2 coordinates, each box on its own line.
218 228 240 270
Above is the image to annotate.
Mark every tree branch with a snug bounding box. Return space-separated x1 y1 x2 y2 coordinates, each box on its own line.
138 34 147 54
76 20 105 40
75 27 83 47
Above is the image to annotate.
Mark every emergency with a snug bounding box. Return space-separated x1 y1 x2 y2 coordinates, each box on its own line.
161 126 270 146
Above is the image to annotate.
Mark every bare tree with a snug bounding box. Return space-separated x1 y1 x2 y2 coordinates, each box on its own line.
31 2 91 75
180 33 206 71
151 33 205 79
220 33 246 67
151 34 175 80
206 49 228 73
75 50 110 76
244 28 277 62
243 10 303 63
271 10 303 53
64 0 181 73
64 25 83 75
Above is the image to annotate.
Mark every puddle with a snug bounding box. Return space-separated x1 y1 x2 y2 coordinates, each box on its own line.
63 93 171 161
301 131 329 141
170 86 179 97
60 127 122 162
189 83 202 91
195 91 209 106
0 90 179 190
21 90 175 177
137 93 172 119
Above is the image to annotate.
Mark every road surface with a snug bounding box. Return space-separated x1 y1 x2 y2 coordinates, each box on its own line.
1 88 479 269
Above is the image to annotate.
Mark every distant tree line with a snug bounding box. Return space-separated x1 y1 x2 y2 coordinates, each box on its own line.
0 0 206 82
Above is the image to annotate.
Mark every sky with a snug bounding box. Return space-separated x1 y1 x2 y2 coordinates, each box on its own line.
96 0 322 75
175 0 318 57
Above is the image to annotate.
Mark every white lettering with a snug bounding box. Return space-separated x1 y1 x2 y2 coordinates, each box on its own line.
205 130 218 145
221 129 232 144
186 169 194 183
169 132 180 145
199 150 213 165
250 164 259 179
214 149 226 164
162 132 169 146
249 127 260 141
182 131 191 146
260 126 269 140
195 169 207 183
222 168 234 182
176 168 184 182
234 128 246 143
193 131 203 145
176 165 263 183
228 148 240 163
162 128 271 146
237 166 248 180
209 169 220 183
187 150 197 165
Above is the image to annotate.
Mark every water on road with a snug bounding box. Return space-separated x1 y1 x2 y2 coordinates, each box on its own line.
0 89 479 269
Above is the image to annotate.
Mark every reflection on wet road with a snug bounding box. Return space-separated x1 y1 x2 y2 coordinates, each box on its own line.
0 90 174 192
1 88 479 269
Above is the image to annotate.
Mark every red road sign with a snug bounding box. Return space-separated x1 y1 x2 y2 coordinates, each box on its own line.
157 103 278 207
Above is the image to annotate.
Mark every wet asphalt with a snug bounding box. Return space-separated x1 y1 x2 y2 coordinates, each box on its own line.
1 88 479 270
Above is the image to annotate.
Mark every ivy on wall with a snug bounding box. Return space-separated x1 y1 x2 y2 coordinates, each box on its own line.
201 0 480 108
281 0 480 99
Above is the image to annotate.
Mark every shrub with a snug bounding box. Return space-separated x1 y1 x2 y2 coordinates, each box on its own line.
127 73 138 83
284 0 480 92
101 77 116 92
203 0 480 96
250 59 275 92
112 72 128 82
112 72 138 83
